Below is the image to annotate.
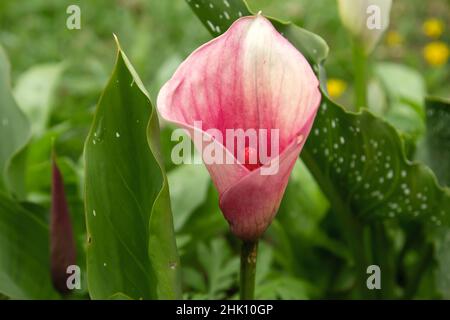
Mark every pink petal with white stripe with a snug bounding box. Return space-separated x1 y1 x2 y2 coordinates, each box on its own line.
157 14 321 240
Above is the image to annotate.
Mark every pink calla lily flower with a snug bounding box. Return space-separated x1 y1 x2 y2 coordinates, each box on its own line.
157 14 321 240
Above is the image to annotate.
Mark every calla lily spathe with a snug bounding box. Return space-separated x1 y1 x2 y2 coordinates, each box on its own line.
157 15 321 240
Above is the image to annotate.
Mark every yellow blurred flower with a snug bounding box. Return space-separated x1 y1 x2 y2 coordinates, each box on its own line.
327 78 347 98
386 31 403 47
423 41 449 66
422 18 444 38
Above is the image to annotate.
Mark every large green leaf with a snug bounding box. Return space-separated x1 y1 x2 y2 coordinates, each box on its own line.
0 46 30 198
374 63 425 110
302 93 450 224
186 0 249 36
0 192 59 299
84 39 181 299
13 62 65 135
373 63 426 142
168 163 210 232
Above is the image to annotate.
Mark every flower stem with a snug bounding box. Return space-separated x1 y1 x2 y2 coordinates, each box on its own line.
240 240 258 300
352 41 368 111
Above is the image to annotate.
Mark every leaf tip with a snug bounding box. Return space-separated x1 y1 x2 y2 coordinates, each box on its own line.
112 33 121 52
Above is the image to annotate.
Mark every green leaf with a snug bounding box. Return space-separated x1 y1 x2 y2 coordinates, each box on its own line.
303 93 450 224
13 62 65 135
0 192 59 299
374 63 425 108
197 238 239 299
108 292 133 300
279 160 329 238
255 244 312 299
257 275 310 299
168 164 210 232
373 63 426 141
181 266 207 295
254 242 273 287
178 182 228 244
0 46 30 198
186 0 249 36
84 39 181 299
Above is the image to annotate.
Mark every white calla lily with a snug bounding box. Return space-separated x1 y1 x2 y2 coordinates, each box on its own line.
337 0 392 53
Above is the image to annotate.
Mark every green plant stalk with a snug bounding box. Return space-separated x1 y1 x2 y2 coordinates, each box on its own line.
352 41 368 111
240 240 258 300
